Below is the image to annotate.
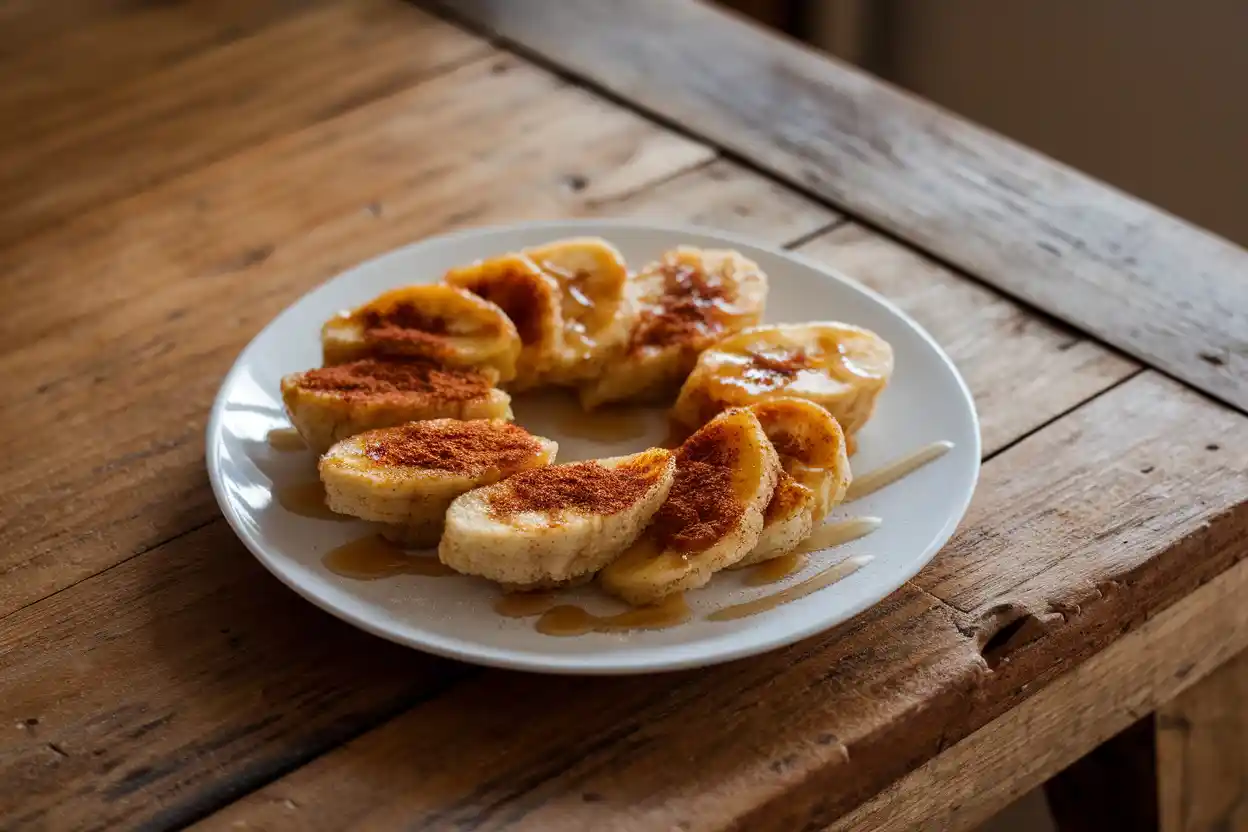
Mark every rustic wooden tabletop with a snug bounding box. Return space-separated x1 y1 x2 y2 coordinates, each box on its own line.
1 1 1246 830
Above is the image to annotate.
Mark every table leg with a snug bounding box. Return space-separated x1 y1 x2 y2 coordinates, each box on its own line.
1157 648 1248 832
1044 715 1159 832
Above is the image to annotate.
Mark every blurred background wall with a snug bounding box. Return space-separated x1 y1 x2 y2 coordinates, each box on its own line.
719 0 1248 247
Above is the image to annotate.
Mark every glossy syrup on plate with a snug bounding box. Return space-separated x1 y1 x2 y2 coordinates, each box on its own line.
276 481 352 521
323 534 455 579
744 516 881 586
846 441 953 501
535 593 690 636
709 555 874 621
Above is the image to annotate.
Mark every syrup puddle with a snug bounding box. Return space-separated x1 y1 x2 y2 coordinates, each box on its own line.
266 427 306 451
276 481 351 521
742 517 881 586
846 441 953 501
493 591 559 618
535 593 690 636
708 556 874 621
323 534 455 579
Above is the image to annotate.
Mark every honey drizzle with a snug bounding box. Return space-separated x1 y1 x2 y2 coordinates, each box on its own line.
494 591 559 618
845 441 954 502
743 516 881 586
535 593 690 636
276 481 351 521
708 556 874 621
266 427 307 451
323 535 455 579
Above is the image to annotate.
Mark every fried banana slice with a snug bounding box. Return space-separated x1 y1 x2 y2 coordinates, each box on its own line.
281 358 512 454
321 284 521 381
579 247 767 409
599 408 780 605
523 237 631 385
444 253 565 390
737 473 816 567
750 397 852 524
320 419 557 548
439 448 676 587
672 322 893 436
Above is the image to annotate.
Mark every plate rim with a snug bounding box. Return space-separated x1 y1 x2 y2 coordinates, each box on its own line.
206 218 981 674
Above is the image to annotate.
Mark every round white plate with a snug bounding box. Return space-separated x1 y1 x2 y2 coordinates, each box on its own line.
207 221 979 674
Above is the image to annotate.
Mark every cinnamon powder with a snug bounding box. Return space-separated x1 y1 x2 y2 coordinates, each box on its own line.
488 456 662 517
650 422 744 553
632 262 734 349
360 303 451 351
458 269 546 345
363 420 542 472
298 358 492 402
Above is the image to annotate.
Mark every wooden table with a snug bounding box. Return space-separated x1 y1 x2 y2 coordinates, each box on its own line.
2 2 1245 829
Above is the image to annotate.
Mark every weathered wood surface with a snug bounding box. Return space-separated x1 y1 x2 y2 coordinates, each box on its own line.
434 0 1248 414
191 372 1248 831
1 2 1246 830
1158 648 1248 832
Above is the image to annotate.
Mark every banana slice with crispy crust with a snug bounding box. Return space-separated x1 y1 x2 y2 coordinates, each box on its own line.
444 253 565 391
282 358 512 454
750 397 852 523
738 473 816 566
320 419 557 548
738 398 854 565
672 322 893 437
321 284 521 381
579 247 767 409
523 237 631 385
599 408 780 605
439 448 675 587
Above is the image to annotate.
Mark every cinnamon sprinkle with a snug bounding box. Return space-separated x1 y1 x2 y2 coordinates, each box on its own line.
488 454 666 517
457 268 547 345
363 420 543 472
650 422 744 553
360 303 451 351
631 261 734 350
297 358 492 402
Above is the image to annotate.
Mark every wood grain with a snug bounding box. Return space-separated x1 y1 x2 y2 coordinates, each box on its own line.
190 372 1248 831
435 0 1248 413
0 0 325 140
833 554 1248 832
1158 648 1248 832
796 225 1138 455
0 163 835 830
0 0 488 245
0 56 746 618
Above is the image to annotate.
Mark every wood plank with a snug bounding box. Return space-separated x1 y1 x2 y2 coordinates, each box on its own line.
0 0 324 138
189 372 1248 831
0 0 489 245
916 374 1248 615
0 56 749 618
1043 717 1159 832
832 553 1248 832
0 522 470 832
1158 648 1248 832
795 224 1138 455
0 166 835 831
434 0 1248 413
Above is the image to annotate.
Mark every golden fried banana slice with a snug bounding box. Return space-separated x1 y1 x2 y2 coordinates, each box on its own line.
320 419 557 548
736 472 816 567
439 449 675 587
321 284 520 381
444 253 565 390
579 247 767 409
672 322 893 436
281 358 512 454
523 237 631 385
599 408 780 605
750 397 852 524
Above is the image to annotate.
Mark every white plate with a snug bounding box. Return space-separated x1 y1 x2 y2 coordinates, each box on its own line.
207 221 979 674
